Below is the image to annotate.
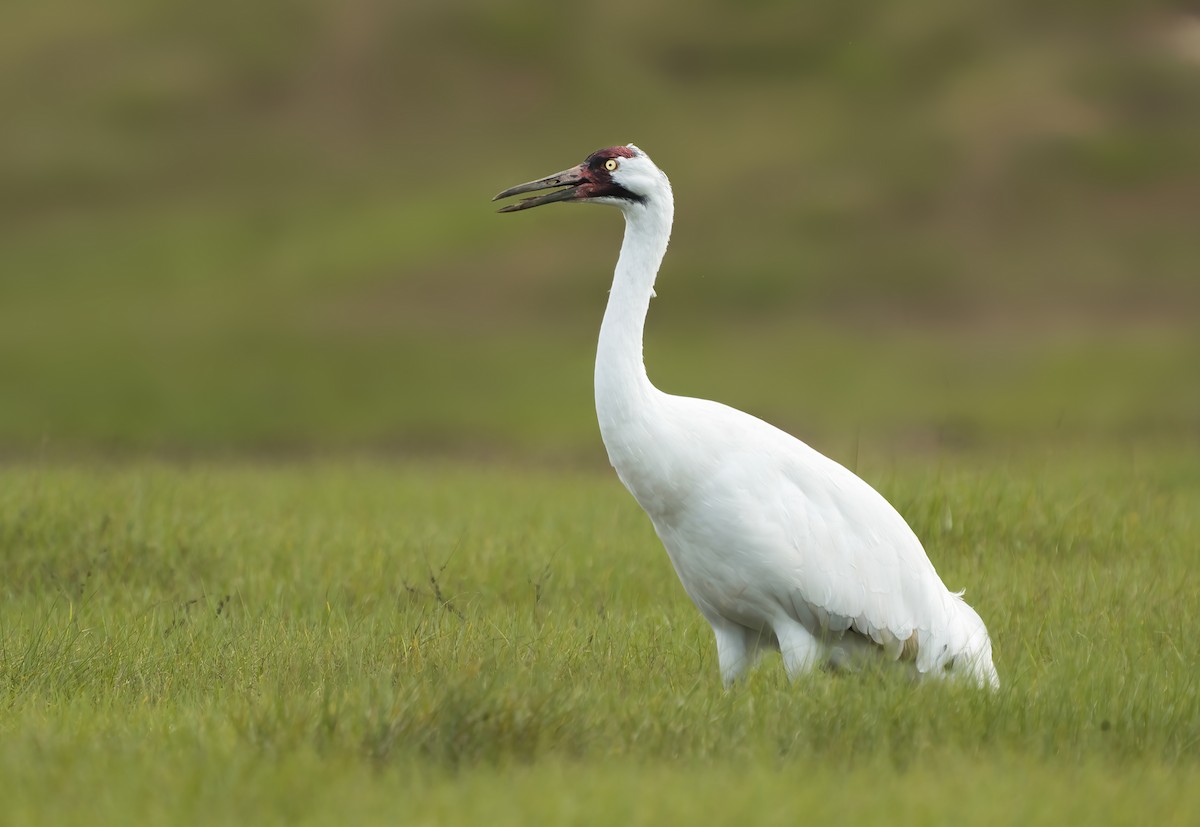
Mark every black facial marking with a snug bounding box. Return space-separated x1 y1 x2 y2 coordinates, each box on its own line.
607 185 647 205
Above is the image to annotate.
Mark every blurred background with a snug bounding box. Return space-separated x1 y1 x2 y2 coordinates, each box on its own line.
2 0 1197 463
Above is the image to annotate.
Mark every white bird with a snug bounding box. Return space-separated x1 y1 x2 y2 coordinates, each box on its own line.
494 144 999 689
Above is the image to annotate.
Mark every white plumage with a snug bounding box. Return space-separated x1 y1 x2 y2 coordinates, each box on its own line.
495 144 999 689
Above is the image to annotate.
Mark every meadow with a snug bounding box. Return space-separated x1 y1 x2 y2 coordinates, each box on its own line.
2 0 1199 823
2 454 1199 824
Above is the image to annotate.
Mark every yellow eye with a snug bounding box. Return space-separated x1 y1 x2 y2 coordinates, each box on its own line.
604 159 618 171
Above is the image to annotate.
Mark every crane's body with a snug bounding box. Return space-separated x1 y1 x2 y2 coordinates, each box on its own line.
496 144 998 688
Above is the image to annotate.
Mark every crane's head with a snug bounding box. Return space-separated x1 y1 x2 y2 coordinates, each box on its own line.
493 144 668 213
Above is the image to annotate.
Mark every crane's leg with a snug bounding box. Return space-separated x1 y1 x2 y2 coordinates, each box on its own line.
710 617 766 688
774 619 824 680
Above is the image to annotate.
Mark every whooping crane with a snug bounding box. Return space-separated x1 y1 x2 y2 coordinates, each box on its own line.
494 144 999 689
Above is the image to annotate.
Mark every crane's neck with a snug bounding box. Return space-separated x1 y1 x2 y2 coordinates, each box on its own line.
595 195 674 438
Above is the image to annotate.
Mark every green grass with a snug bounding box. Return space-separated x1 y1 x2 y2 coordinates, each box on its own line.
3 454 1198 823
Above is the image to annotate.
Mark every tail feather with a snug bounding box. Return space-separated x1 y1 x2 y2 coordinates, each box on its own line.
916 594 999 690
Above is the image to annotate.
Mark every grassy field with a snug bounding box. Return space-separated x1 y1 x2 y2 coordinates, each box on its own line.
2 454 1198 824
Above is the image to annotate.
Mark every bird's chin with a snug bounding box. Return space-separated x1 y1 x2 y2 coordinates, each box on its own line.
583 194 631 209
570 183 619 204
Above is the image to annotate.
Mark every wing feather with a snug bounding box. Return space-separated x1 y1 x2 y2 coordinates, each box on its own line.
694 429 957 664
643 396 995 684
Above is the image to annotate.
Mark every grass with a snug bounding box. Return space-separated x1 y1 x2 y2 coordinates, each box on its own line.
2 453 1199 823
